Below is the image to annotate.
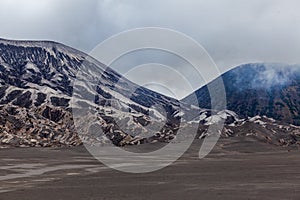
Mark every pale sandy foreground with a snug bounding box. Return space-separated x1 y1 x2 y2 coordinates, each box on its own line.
0 137 300 200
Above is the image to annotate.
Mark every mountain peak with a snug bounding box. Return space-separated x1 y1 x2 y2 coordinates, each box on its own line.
184 63 300 125
0 38 183 147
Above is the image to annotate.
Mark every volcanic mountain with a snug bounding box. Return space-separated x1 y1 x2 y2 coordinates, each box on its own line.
1 38 300 148
184 63 300 126
0 38 189 147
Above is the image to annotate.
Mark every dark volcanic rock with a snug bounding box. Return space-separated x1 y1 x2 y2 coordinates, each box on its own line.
184 63 300 125
50 96 69 107
42 106 65 123
0 38 183 147
13 91 32 108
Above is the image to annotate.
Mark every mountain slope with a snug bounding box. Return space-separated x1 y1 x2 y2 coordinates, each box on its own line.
1 38 300 149
0 38 184 147
183 63 300 126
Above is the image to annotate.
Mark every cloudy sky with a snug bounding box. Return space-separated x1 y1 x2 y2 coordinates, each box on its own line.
0 0 299 98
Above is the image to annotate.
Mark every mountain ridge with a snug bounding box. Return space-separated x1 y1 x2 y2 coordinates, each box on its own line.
0 37 186 147
1 38 300 148
183 62 300 125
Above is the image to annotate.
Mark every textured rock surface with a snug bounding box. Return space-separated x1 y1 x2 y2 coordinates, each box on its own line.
184 63 300 125
0 38 184 147
1 38 300 148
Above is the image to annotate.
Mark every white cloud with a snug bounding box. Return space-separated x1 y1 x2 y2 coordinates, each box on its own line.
0 0 300 97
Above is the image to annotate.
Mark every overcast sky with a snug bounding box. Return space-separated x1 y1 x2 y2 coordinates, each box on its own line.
0 0 300 98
